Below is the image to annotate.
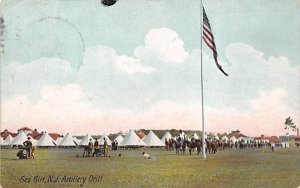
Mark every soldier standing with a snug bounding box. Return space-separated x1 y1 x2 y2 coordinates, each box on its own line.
93 138 99 157
88 138 93 157
23 137 33 159
103 138 108 157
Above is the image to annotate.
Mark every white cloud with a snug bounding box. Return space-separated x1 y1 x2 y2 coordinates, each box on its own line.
1 58 74 99
226 43 300 78
82 46 117 67
205 88 300 136
1 87 201 134
2 87 299 136
81 45 156 75
207 42 300 110
40 84 84 104
134 28 188 64
1 28 192 106
2 40 299 112
1 28 300 136
114 56 156 74
1 84 98 133
249 88 287 112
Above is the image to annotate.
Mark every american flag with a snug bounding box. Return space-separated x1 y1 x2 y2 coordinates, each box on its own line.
203 7 228 76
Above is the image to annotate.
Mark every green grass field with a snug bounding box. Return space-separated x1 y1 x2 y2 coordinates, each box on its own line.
1 147 300 188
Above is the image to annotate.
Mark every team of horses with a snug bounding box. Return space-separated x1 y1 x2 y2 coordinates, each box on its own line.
165 138 222 155
164 137 286 155
81 137 298 157
165 138 215 155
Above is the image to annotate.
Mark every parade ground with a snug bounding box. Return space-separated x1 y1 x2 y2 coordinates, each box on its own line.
1 147 299 188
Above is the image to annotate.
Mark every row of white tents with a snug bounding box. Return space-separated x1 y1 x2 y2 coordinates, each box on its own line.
0 131 115 147
118 130 165 147
0 130 177 147
1 130 207 147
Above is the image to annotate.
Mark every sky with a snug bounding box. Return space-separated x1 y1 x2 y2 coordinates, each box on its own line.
1 0 300 136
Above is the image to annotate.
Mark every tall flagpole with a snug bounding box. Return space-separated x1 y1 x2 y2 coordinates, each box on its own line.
200 0 206 159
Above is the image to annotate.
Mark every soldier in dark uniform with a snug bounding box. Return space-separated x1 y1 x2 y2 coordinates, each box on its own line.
23 137 33 159
88 138 93 157
93 138 99 157
115 140 118 150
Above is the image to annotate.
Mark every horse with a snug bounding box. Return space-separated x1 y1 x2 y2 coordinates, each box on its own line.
188 139 201 155
182 140 188 155
164 138 168 150
239 141 247 149
218 141 223 151
164 138 175 151
168 138 175 151
174 139 182 154
211 140 218 154
206 140 212 154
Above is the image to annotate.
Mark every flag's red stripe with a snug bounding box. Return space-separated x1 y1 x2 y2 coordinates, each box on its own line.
203 29 213 42
203 32 215 47
203 37 215 51
203 25 213 39
202 7 228 76
203 33 216 51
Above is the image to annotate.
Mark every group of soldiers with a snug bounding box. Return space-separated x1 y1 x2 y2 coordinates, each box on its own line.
111 140 119 150
17 137 35 159
86 138 114 157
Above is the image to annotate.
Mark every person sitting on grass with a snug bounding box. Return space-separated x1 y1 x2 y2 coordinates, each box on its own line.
142 152 152 159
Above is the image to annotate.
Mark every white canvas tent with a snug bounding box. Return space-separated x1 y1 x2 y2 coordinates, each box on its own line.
243 137 254 143
230 136 238 143
36 132 56 147
114 134 124 144
4 134 14 144
192 133 200 139
79 134 94 146
119 130 146 147
55 137 63 145
99 134 112 146
58 133 77 146
73 137 81 145
237 136 246 142
160 131 173 143
0 137 5 145
221 135 229 141
9 131 28 146
281 142 289 148
142 130 165 147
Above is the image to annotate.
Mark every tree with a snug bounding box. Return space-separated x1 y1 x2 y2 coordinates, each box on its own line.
284 117 297 132
230 130 240 134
